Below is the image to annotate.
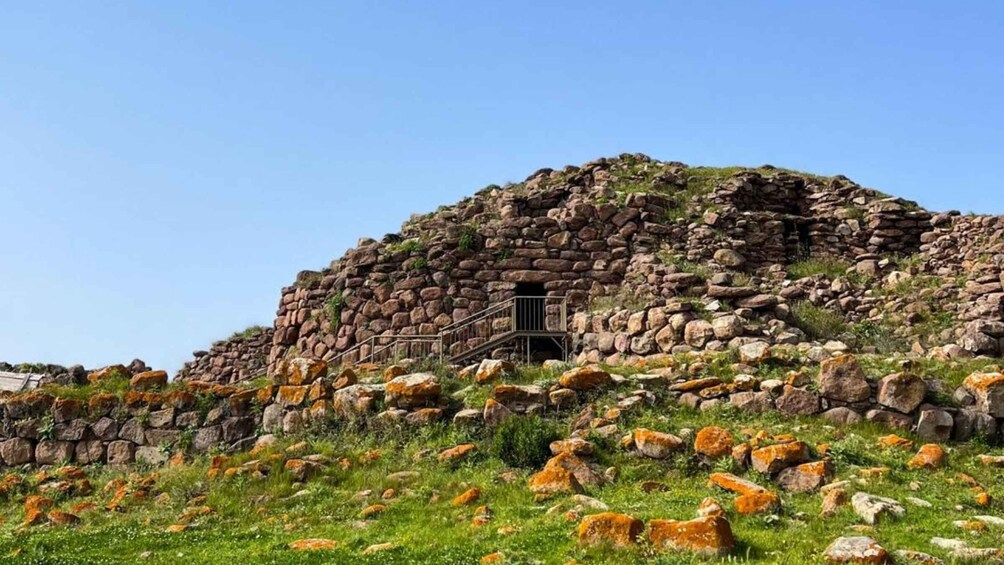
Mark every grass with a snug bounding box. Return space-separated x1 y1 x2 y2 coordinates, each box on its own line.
384 238 425 256
2 386 1001 564
229 326 269 342
789 301 848 341
786 258 853 281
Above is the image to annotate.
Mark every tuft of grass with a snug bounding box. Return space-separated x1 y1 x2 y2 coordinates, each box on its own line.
229 325 268 341
786 258 853 280
492 415 559 469
790 301 847 341
385 238 425 256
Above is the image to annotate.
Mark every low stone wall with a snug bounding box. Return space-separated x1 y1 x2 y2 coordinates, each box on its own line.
0 371 265 468
4 353 1002 469
176 328 273 384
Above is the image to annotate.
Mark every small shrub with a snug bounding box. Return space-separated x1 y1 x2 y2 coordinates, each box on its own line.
458 223 479 252
492 416 559 469
386 238 425 256
325 292 346 331
790 301 847 340
850 320 900 353
406 257 428 271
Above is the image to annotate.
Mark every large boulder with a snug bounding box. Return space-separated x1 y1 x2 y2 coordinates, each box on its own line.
558 366 612 391
750 441 810 474
632 428 685 459
577 513 644 548
384 373 440 408
694 426 734 460
823 536 889 564
275 357 328 386
648 516 735 556
876 373 926 414
130 370 168 391
332 384 383 418
963 373 1004 417
492 384 547 412
475 359 515 384
684 320 715 348
775 386 820 415
851 492 905 525
818 355 870 403
777 461 831 492
915 408 953 442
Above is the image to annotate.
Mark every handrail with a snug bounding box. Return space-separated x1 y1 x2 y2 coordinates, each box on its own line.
439 297 517 332
329 295 568 368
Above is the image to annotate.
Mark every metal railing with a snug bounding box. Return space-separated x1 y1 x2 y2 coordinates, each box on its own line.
329 296 568 367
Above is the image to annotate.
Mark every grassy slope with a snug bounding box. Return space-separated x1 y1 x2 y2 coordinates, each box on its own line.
2 363 1003 564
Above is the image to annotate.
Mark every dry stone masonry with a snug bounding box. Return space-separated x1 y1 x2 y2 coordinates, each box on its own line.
171 154 1004 385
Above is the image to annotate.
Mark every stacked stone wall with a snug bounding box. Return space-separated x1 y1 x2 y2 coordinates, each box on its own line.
176 328 273 384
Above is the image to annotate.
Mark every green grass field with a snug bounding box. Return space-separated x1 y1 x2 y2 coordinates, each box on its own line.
2 361 1003 564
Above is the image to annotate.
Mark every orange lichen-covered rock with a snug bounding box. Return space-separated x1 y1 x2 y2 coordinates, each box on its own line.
381 365 405 383
47 511 81 526
288 538 339 551
471 504 492 527
777 461 832 493
529 466 583 498
87 393 119 416
708 473 768 496
632 428 685 459
87 365 129 384
476 359 515 384
307 379 332 402
907 444 945 470
276 386 309 407
734 492 781 515
877 434 913 449
963 372 1004 417
23 508 46 526
438 444 478 463
385 373 441 408
821 487 848 517
541 452 603 486
648 516 735 556
332 368 358 390
277 357 328 386
576 512 644 548
750 441 810 474
558 366 612 391
130 370 168 391
177 505 213 524
694 426 735 459
360 504 386 519
452 488 482 506
24 495 55 513
480 553 503 563
284 459 322 482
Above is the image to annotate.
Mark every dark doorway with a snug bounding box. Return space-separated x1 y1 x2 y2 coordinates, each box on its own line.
782 220 812 261
515 283 546 331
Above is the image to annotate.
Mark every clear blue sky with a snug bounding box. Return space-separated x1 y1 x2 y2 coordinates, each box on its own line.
2 1 1002 374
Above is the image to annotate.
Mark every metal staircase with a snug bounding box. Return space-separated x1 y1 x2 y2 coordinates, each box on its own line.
330 296 568 367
